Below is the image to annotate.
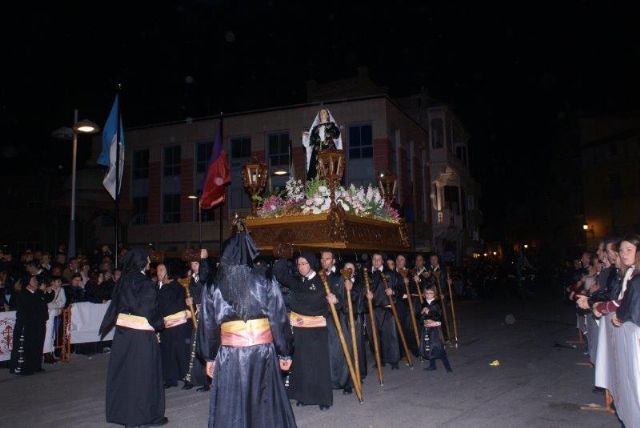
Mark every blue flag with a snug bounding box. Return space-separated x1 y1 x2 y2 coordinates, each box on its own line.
98 95 125 199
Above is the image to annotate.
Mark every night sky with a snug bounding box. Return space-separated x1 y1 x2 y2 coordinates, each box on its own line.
3 1 639 240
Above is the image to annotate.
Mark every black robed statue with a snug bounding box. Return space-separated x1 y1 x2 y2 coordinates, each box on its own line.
100 248 167 427
302 108 342 181
200 225 297 428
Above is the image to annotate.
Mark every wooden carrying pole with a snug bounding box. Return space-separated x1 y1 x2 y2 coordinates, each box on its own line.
445 267 459 346
319 271 363 403
433 271 452 343
341 267 361 388
363 268 384 386
399 268 421 348
178 277 198 329
411 268 424 305
380 273 413 367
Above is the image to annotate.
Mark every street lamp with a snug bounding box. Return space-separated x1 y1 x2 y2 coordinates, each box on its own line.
241 157 268 215
53 110 100 258
188 194 202 247
377 171 397 206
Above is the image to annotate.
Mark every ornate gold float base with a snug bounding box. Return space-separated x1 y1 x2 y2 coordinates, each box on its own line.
245 206 410 253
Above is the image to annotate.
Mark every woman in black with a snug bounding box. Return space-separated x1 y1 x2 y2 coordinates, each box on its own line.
99 248 167 427
10 275 54 375
156 263 191 389
273 251 335 410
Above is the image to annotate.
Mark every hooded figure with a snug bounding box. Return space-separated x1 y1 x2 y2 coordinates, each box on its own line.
101 247 167 427
200 231 296 428
273 250 334 410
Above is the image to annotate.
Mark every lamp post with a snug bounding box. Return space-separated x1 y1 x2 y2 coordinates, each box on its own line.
377 171 397 206
241 157 268 215
54 110 100 258
188 194 202 247
316 148 345 208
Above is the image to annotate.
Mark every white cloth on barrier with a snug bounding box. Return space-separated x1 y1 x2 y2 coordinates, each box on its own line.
595 313 640 428
70 301 114 344
0 302 115 361
0 311 16 362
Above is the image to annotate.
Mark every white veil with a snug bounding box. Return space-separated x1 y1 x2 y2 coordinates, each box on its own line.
301 109 343 172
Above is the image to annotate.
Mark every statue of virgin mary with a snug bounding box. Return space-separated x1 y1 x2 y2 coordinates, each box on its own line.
302 108 342 180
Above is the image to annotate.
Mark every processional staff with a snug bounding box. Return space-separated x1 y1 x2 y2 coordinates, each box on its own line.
363 268 384 386
398 267 421 349
380 272 413 368
341 267 361 388
318 270 364 403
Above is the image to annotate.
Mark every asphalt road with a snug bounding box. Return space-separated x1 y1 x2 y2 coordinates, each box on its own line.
0 296 621 427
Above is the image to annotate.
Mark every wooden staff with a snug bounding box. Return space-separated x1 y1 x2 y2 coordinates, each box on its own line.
340 267 361 388
410 268 424 304
445 266 459 346
178 277 198 329
399 267 421 348
433 270 452 343
318 271 364 403
363 268 384 386
380 272 413 367
178 277 200 385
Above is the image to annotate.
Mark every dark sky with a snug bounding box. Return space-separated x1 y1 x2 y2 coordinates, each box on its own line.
3 1 639 239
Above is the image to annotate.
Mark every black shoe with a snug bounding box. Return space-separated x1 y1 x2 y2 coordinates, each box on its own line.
145 416 168 427
424 366 436 371
390 363 399 370
196 385 210 392
164 383 176 389
35 368 45 373
181 381 194 390
296 401 305 407
446 368 453 373
342 386 353 395
319 405 330 411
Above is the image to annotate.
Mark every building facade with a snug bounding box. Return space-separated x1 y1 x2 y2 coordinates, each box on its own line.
580 111 640 244
89 71 482 262
397 91 482 263
92 95 434 254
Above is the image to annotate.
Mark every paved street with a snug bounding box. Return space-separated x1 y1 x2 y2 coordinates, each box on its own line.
0 296 620 427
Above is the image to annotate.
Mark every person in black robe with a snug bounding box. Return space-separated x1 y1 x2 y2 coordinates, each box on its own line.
273 250 334 410
99 248 167 427
185 249 211 391
9 275 54 375
420 288 452 372
320 250 353 394
367 253 401 369
200 227 296 428
156 263 191 389
344 262 367 380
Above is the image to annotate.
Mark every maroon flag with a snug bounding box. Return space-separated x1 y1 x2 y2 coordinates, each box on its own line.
200 119 230 209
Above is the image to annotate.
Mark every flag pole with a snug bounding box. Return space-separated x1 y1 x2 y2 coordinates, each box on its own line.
218 112 224 255
114 84 122 268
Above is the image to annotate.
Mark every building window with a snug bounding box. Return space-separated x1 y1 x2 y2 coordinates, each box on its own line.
348 124 373 159
163 194 181 223
163 146 181 177
131 196 148 225
431 118 444 149
268 132 289 167
231 136 251 159
133 150 149 179
196 142 213 174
